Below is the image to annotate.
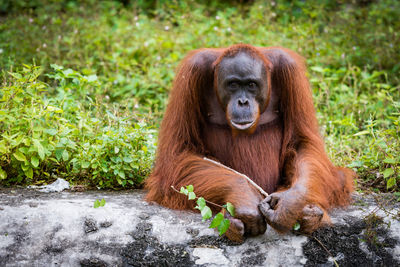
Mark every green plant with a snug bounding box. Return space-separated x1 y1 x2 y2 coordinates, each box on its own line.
94 198 106 208
311 65 400 191
0 64 155 188
176 185 235 236
93 198 106 209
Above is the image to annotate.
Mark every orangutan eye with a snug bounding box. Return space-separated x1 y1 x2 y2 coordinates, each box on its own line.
229 82 239 90
248 82 257 92
248 82 256 88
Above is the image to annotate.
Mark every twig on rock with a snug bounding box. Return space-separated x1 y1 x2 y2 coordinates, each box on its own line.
170 185 225 209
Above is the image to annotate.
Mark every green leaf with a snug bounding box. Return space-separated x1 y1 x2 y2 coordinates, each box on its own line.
123 157 133 163
209 212 224 228
348 160 363 168
180 186 188 196
387 177 396 189
55 149 64 161
310 66 324 73
47 106 63 113
63 68 74 76
353 130 370 136
293 222 301 231
62 150 69 161
21 163 30 171
0 167 7 180
45 129 58 136
81 161 90 168
13 151 27 162
117 170 125 179
201 206 212 220
87 74 98 82
50 64 63 70
114 146 120 154
187 185 194 192
188 192 196 200
33 139 45 160
217 219 230 235
196 197 206 210
31 156 39 168
93 198 106 209
25 167 33 179
383 168 394 178
226 202 235 217
0 140 8 154
383 158 397 164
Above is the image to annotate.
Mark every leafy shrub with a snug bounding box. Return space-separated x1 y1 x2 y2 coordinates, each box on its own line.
0 65 155 188
311 65 400 190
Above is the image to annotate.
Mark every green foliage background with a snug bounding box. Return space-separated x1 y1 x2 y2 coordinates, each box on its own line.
0 0 399 191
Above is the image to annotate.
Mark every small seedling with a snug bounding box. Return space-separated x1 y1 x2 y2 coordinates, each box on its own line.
293 222 301 231
177 185 235 236
93 198 106 208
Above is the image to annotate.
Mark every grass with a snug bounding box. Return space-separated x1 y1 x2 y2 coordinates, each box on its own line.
0 0 399 192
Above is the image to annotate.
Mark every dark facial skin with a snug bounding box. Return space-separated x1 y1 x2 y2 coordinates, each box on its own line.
216 52 269 133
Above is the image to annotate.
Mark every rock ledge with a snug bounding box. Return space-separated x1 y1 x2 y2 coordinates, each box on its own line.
0 189 399 266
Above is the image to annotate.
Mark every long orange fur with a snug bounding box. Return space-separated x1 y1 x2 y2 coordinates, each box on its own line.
145 44 354 236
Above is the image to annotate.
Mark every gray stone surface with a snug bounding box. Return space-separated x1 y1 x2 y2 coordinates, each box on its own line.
0 189 399 266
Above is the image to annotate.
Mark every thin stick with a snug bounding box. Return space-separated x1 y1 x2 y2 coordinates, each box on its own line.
203 157 269 197
170 185 225 209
